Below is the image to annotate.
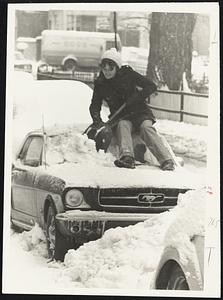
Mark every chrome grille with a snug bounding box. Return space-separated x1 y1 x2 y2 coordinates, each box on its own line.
98 188 188 212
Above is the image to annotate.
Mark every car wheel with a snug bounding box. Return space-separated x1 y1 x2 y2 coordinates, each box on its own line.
166 265 189 290
64 59 76 72
46 204 71 261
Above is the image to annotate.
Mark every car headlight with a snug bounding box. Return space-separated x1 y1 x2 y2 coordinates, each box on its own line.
38 64 49 73
24 64 32 72
65 189 84 207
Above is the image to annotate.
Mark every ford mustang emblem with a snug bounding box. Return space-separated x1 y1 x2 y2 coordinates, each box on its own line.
137 193 164 204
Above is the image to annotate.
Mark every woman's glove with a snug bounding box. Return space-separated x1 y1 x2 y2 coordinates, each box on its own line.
86 121 105 140
92 120 106 130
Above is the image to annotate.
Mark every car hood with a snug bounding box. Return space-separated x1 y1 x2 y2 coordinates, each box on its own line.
42 162 206 189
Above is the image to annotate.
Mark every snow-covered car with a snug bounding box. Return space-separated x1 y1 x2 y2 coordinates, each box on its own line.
150 188 206 291
14 51 33 73
11 73 204 261
153 234 204 290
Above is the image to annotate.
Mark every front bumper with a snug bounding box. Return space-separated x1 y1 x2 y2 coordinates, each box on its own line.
56 210 153 246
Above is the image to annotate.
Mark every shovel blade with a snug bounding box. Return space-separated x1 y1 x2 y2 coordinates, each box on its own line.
95 126 113 152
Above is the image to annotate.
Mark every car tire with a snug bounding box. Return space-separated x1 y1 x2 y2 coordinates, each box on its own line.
166 264 189 290
64 59 76 72
46 204 71 261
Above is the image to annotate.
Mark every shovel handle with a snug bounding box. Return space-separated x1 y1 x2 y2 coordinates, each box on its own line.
108 103 126 123
83 103 126 135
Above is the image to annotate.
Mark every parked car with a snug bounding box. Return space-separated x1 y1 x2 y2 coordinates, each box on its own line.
36 62 97 87
152 234 204 290
14 51 33 73
10 75 202 261
150 186 207 291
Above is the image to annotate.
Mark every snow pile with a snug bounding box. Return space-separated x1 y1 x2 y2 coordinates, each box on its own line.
49 189 205 289
155 119 207 161
61 216 169 289
11 71 111 159
18 223 48 258
12 71 93 129
164 189 206 264
7 188 206 291
39 123 205 189
46 126 115 167
6 228 67 293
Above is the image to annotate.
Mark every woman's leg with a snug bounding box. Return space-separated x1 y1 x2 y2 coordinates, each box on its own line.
140 120 173 165
116 119 134 158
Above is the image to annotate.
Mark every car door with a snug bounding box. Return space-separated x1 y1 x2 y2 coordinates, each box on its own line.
11 135 44 228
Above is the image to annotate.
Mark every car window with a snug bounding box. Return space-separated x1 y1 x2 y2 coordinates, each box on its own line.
105 40 121 52
22 136 43 167
106 40 115 50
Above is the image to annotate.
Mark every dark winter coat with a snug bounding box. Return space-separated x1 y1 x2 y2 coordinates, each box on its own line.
89 65 157 130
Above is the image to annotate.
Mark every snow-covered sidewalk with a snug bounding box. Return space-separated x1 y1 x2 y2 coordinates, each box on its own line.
155 120 207 162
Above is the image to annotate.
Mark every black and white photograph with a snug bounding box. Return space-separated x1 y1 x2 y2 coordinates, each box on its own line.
2 2 220 297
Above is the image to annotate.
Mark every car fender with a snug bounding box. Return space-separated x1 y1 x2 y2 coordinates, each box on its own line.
33 172 66 226
151 241 203 290
43 194 64 219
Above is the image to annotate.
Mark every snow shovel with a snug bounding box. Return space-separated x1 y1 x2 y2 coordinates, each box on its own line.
94 103 127 152
84 103 127 152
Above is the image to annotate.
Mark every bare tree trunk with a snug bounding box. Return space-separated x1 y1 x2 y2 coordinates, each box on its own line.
147 12 196 90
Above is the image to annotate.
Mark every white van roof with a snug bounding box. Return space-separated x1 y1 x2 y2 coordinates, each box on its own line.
42 30 119 40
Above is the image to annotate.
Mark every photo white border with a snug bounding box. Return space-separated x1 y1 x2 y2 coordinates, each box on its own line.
3 2 220 297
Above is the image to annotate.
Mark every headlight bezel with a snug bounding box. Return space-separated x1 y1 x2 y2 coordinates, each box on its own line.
64 188 86 208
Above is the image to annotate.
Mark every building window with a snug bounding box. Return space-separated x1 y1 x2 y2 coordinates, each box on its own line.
67 15 75 30
76 15 96 31
54 14 58 29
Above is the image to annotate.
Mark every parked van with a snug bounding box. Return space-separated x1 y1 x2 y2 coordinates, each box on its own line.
41 30 122 72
